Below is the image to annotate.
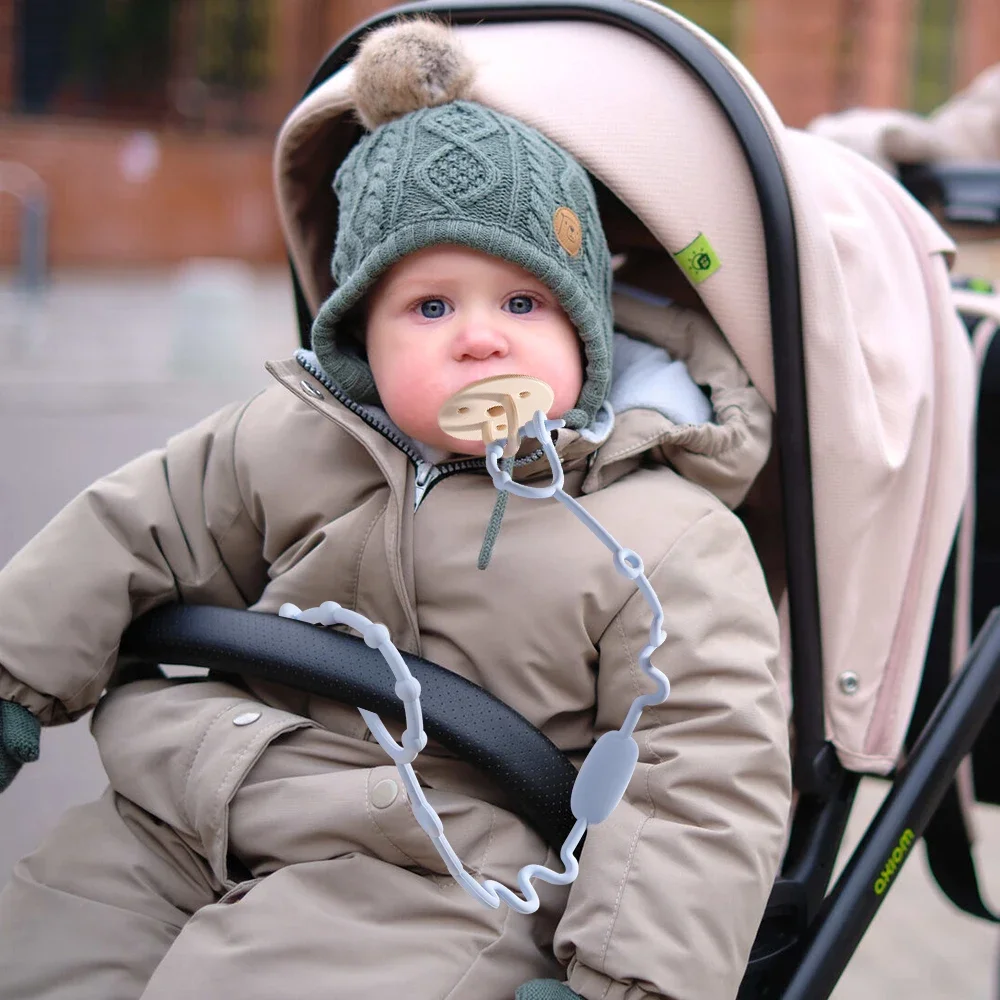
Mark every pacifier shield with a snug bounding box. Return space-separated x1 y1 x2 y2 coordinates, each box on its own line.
437 375 555 457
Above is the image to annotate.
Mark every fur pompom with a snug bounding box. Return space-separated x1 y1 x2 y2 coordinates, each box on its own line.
350 18 475 131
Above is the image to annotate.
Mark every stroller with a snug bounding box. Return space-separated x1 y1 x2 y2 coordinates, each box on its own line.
112 1 1000 997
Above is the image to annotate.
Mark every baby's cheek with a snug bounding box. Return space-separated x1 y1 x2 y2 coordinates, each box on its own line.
380 373 441 438
547 363 584 417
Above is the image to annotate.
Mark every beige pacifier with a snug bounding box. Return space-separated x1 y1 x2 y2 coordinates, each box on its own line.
437 375 555 458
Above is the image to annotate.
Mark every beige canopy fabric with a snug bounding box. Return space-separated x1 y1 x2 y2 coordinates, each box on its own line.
273 3 975 775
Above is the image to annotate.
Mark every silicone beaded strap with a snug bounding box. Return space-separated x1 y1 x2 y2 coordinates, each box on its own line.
280 409 669 913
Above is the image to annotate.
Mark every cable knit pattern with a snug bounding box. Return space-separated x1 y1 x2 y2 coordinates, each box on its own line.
312 99 614 429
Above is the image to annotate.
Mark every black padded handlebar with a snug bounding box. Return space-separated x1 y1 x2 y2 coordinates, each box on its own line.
120 605 578 851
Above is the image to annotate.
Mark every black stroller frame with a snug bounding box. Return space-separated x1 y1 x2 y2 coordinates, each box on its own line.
119 3 1000 997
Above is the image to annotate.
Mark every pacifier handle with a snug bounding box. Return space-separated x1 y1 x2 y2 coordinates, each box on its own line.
437 375 556 458
484 393 521 458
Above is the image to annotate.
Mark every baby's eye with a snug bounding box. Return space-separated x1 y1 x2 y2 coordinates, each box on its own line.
505 295 536 315
418 298 451 319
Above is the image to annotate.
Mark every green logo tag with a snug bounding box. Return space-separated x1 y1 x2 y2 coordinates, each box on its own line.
873 828 915 896
673 233 721 285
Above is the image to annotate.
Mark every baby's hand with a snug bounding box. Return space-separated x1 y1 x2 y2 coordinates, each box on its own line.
0 700 40 792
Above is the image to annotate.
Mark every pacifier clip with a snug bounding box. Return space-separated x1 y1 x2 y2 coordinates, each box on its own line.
280 375 670 913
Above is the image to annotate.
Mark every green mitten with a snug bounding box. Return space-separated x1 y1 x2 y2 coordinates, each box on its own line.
0 700 40 792
516 980 584 1000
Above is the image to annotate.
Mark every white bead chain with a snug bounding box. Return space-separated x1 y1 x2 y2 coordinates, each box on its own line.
280 409 669 913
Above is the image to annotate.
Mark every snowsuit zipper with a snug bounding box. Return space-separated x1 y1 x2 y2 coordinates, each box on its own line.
295 351 543 512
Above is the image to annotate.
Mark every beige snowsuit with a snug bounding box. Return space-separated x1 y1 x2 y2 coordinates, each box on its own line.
0 295 791 1000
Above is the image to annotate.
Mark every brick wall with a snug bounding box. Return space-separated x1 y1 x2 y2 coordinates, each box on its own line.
3 0 998 268
741 0 846 126
0 0 395 269
0 0 13 112
327 0 394 39
0 120 282 267
853 0 918 108
957 0 1000 88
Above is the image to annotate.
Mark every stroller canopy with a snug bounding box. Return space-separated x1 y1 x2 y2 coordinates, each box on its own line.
273 5 975 774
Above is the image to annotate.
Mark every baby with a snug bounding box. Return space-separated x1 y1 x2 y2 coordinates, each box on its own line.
0 19 791 1000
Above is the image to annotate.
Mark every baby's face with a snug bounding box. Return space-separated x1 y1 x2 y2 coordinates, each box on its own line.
365 244 584 455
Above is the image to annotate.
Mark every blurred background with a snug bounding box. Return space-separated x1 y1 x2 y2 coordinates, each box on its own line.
1 0 999 272
2 2 1000 998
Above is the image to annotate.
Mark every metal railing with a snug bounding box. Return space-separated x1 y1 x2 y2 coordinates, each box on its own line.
0 162 48 289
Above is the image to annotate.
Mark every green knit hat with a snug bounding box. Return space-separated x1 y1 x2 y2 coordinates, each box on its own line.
311 19 614 431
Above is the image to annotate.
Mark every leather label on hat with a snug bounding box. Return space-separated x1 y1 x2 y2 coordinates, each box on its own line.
553 207 583 257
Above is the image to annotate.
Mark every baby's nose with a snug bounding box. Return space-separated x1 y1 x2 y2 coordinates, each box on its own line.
453 321 509 360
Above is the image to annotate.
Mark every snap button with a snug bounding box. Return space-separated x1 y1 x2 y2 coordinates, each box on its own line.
233 711 262 726
300 379 323 399
837 672 860 696
371 778 399 808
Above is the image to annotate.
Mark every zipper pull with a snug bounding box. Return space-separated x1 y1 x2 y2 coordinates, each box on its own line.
413 461 439 511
